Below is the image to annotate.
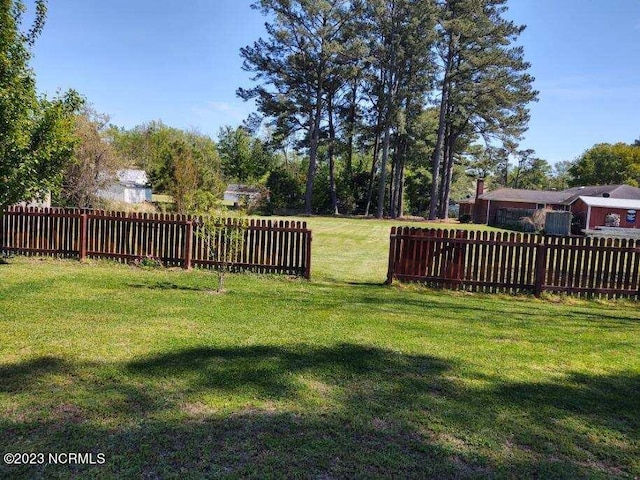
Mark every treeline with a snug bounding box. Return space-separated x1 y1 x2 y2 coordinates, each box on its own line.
6 0 636 217
238 0 538 218
58 108 637 216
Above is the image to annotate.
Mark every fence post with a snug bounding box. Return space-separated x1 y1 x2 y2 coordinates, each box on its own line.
386 227 397 285
304 229 312 280
79 213 88 261
183 220 193 270
534 243 547 297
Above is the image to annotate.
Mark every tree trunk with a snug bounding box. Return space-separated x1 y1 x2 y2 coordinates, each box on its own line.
390 135 406 219
389 147 396 218
364 135 380 217
364 94 385 217
398 156 406 217
376 121 392 218
376 65 397 219
217 271 225 293
328 95 339 215
429 34 456 220
395 136 408 218
345 79 358 186
438 130 458 219
304 84 324 214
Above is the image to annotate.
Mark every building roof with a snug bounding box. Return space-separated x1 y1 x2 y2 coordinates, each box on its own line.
561 184 640 204
478 188 568 204
578 196 640 210
225 184 261 194
117 169 149 187
477 184 640 205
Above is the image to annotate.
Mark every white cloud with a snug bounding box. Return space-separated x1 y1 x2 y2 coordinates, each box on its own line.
192 101 250 121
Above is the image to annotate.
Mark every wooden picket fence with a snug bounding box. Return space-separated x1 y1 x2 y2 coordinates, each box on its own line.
387 227 640 299
0 207 312 278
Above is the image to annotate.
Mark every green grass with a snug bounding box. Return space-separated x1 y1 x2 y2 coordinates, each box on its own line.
0 216 638 479
269 215 501 283
151 193 174 203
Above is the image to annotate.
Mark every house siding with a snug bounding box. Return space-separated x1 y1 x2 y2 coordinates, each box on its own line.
589 207 638 229
573 198 639 229
570 199 589 230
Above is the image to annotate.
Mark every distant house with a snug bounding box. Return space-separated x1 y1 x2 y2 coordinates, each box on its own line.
462 179 640 231
16 192 52 208
96 169 152 204
223 184 262 204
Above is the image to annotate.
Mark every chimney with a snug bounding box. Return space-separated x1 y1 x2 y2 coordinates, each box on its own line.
475 178 485 199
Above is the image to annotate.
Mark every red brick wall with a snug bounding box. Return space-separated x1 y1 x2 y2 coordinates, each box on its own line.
473 199 490 224
459 202 473 217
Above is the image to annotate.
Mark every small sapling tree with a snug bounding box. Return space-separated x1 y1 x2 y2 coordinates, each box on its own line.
195 207 248 293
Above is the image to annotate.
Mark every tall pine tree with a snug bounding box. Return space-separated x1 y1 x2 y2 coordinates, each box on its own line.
428 0 537 219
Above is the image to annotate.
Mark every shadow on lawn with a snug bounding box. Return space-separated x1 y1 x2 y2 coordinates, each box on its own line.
127 281 211 292
1 344 637 479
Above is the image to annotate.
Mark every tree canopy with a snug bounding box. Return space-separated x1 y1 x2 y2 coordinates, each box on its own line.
0 0 83 209
109 122 225 213
238 0 537 218
217 126 275 183
569 142 640 187
57 107 125 208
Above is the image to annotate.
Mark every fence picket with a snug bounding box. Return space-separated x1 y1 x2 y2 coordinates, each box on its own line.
1 207 311 279
388 226 640 299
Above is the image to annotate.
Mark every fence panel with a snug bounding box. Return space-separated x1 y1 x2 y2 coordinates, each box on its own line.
545 211 572 236
1 207 312 278
387 227 640 299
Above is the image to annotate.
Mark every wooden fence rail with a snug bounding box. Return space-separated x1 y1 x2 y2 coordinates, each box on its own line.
387 227 640 299
1 207 312 278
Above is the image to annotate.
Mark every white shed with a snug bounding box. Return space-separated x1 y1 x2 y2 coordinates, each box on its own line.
96 169 152 204
223 184 262 204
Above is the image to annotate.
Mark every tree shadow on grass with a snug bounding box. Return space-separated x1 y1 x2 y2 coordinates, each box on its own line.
1 345 638 479
127 281 212 292
495 371 640 440
0 356 71 393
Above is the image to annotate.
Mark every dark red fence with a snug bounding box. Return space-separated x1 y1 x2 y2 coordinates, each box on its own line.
1 207 312 278
387 227 640 299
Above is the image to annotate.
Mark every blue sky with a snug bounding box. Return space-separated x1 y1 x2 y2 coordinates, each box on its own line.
25 0 640 165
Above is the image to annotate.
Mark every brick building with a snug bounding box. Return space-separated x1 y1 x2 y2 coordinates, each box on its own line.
461 180 640 231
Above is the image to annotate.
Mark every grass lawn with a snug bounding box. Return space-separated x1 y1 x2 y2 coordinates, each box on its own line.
270 215 501 283
1 216 638 478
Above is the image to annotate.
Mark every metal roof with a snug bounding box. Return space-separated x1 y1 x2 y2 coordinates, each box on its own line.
578 196 640 210
117 169 149 187
225 184 261 193
561 184 640 204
